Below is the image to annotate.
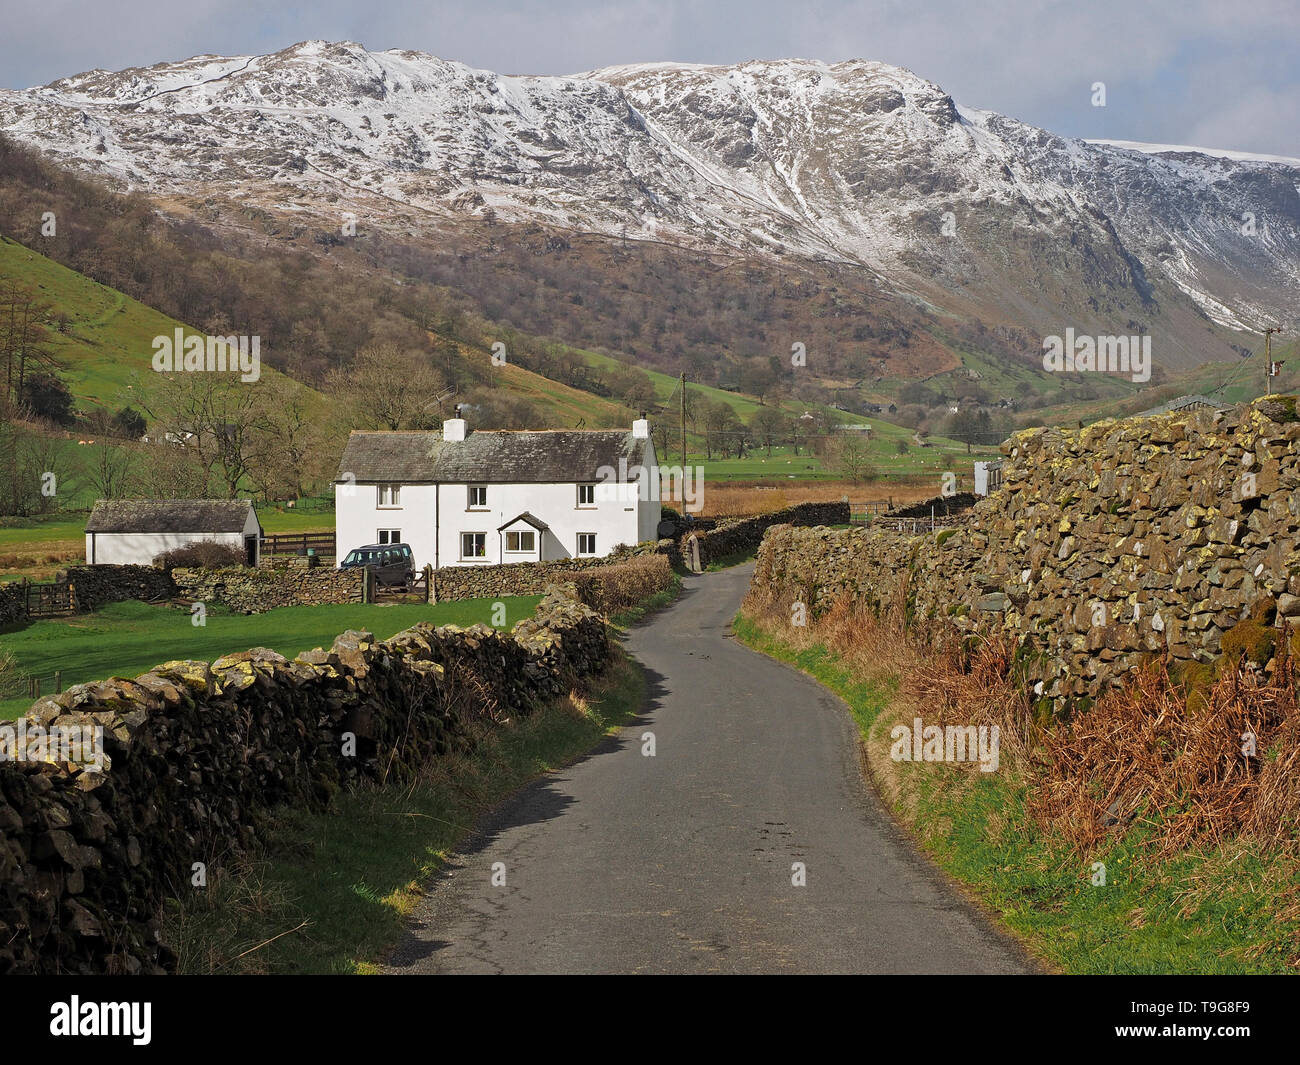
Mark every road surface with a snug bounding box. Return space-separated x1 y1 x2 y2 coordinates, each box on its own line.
384 564 1033 974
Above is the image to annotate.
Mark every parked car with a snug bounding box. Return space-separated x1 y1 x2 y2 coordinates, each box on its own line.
339 543 415 587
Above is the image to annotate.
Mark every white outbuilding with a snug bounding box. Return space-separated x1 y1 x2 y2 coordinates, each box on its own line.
84 499 262 566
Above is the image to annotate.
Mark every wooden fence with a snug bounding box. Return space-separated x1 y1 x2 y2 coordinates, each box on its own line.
848 499 893 524
259 532 337 559
870 514 965 534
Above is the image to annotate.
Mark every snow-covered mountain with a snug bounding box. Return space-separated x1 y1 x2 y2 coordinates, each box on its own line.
3 40 1298 364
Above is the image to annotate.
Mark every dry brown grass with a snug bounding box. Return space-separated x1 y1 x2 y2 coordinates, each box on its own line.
1033 649 1300 858
0 546 82 580
664 479 935 518
742 579 1300 862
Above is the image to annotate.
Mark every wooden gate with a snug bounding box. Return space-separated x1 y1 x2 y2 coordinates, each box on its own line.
23 580 77 618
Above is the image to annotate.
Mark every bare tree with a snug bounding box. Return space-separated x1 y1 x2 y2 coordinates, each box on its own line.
0 403 70 516
0 280 56 405
749 406 788 457
139 373 270 498
828 433 877 485
327 343 448 430
246 378 336 500
85 442 136 500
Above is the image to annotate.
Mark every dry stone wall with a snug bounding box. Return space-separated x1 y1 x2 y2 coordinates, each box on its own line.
62 565 178 611
0 584 24 627
430 540 677 600
172 566 364 613
753 398 1300 709
0 588 608 974
684 501 849 567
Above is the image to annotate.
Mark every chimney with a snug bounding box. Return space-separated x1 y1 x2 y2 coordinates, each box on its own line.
443 404 467 442
632 411 650 439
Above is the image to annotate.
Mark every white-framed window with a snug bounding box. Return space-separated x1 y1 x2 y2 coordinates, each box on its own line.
468 484 487 509
378 484 401 508
577 532 597 556
577 483 596 507
505 530 536 552
461 532 487 559
377 529 401 545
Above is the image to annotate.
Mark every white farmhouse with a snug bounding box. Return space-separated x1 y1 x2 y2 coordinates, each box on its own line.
334 413 660 569
84 499 262 566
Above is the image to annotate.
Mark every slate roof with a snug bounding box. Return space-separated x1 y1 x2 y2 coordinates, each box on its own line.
85 499 258 534
337 430 653 484
497 512 550 532
1137 394 1232 417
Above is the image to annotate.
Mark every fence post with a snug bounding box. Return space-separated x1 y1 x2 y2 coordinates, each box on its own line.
54 671 62 694
424 565 433 603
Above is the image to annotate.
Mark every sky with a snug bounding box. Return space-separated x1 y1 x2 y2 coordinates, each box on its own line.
2 0 1297 157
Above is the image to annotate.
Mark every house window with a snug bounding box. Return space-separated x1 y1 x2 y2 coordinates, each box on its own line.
461 532 486 559
378 484 401 508
377 529 401 545
577 533 597 556
468 485 487 509
577 483 596 507
505 530 536 552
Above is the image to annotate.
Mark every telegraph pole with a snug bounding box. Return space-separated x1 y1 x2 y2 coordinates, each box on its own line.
680 372 687 469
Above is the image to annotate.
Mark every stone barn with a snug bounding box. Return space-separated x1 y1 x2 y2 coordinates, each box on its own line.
85 499 262 566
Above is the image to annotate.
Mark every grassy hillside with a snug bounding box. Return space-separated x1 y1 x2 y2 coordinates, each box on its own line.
0 237 322 414
577 343 998 472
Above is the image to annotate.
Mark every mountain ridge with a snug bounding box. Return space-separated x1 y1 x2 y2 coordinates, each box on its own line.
2 39 1297 376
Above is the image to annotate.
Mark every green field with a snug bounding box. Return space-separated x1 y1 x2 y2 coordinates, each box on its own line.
0 595 542 719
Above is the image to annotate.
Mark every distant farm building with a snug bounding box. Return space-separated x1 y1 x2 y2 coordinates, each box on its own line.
85 500 262 566
974 460 1005 497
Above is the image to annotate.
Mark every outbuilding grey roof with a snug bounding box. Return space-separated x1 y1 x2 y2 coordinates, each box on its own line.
337 430 654 484
85 499 258 534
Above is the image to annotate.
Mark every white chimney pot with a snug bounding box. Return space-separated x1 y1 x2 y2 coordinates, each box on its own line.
632 417 650 439
443 418 467 442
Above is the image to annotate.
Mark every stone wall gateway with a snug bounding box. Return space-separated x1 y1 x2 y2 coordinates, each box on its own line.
681 501 849 569
752 398 1300 710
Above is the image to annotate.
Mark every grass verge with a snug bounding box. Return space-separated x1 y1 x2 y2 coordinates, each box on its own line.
161 642 645 974
733 613 1300 974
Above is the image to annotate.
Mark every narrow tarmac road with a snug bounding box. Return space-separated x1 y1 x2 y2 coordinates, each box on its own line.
385 565 1033 974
